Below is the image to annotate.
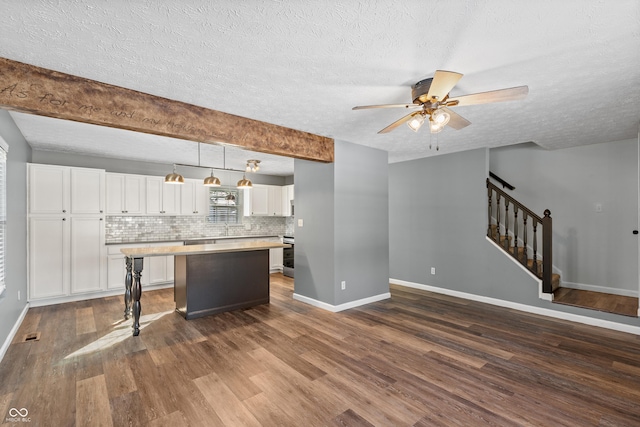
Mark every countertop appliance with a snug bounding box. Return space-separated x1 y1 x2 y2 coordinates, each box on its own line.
283 235 294 278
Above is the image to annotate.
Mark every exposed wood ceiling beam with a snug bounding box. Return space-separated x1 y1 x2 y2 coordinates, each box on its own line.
0 57 334 162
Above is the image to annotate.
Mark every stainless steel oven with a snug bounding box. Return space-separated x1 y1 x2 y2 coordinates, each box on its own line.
283 236 294 278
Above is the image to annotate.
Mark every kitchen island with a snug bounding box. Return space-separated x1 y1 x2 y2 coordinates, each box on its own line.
121 241 290 336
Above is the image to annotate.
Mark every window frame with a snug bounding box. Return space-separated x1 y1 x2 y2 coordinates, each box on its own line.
0 136 8 297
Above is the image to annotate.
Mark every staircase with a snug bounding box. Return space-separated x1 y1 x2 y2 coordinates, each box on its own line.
486 178 558 296
487 176 638 316
489 223 560 293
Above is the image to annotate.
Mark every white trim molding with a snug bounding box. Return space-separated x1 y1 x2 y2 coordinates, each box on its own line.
28 283 173 308
561 281 639 298
293 292 390 312
390 278 640 336
0 303 29 364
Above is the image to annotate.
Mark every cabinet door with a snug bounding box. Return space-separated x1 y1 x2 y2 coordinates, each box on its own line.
70 217 105 294
282 185 294 217
268 186 283 216
162 181 181 215
29 216 69 299
166 255 175 282
251 185 269 215
148 256 168 284
270 248 284 271
71 168 105 214
107 254 126 290
195 183 210 216
180 180 196 215
106 173 125 214
124 175 145 214
28 164 69 214
146 177 163 214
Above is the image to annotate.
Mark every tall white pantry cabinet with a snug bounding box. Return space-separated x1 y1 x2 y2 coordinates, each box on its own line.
28 164 106 301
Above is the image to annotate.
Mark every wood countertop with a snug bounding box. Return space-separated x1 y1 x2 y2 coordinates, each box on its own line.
120 241 290 257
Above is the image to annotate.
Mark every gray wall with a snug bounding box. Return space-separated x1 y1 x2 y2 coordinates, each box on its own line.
0 110 31 348
32 150 287 186
389 147 640 326
490 139 639 294
295 140 389 306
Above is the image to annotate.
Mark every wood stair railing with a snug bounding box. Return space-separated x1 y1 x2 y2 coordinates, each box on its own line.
487 178 559 293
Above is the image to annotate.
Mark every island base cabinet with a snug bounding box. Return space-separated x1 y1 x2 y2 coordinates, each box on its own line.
174 250 269 320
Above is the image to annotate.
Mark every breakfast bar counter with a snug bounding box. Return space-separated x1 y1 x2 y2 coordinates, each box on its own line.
121 241 290 336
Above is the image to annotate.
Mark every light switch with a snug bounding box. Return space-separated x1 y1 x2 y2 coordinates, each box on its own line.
297 218 304 227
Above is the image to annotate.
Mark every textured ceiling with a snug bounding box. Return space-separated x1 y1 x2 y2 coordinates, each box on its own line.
1 0 639 176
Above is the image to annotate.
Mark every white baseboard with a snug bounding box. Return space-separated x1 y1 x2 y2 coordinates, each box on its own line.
293 292 391 312
0 303 30 364
28 283 174 308
561 281 639 298
390 278 640 336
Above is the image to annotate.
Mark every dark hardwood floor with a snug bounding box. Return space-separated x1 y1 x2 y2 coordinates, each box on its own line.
2 274 640 426
553 287 639 317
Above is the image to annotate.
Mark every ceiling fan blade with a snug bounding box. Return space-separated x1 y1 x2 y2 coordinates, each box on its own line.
352 103 420 110
448 85 529 107
378 111 420 134
426 70 463 102
441 107 471 130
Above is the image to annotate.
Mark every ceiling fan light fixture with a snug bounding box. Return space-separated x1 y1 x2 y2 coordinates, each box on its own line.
407 114 426 132
164 164 184 184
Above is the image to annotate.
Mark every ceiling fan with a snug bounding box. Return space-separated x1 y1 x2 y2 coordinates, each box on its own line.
353 70 528 135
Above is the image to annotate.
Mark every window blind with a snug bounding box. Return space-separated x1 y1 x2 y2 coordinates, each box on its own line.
0 143 6 297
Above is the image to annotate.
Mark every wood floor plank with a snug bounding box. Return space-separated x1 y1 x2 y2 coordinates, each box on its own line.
76 307 97 335
76 374 114 427
194 372 261 427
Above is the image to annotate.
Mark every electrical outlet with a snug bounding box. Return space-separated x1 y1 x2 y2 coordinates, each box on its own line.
17 290 21 301
431 267 436 275
341 281 346 290
595 203 603 213
298 218 304 227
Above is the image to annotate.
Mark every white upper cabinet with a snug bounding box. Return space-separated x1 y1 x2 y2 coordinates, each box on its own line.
268 186 283 216
180 179 210 215
29 164 105 215
282 184 294 217
146 176 181 215
106 173 145 215
70 167 105 214
247 184 288 216
250 184 269 216
28 164 70 214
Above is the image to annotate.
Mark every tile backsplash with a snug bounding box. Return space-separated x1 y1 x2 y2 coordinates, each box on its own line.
106 215 293 243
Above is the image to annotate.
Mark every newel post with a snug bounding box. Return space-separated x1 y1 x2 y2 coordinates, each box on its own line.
542 209 553 293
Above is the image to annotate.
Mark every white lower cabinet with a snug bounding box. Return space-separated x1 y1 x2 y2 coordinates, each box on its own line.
70 217 106 294
29 216 69 299
29 215 105 300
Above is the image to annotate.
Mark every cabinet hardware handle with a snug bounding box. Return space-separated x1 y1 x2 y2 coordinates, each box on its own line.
100 218 103 221
62 210 66 213
100 210 103 213
62 218 66 221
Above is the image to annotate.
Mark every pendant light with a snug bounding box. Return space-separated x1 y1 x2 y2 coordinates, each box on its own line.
203 169 221 187
164 164 184 184
237 173 252 188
